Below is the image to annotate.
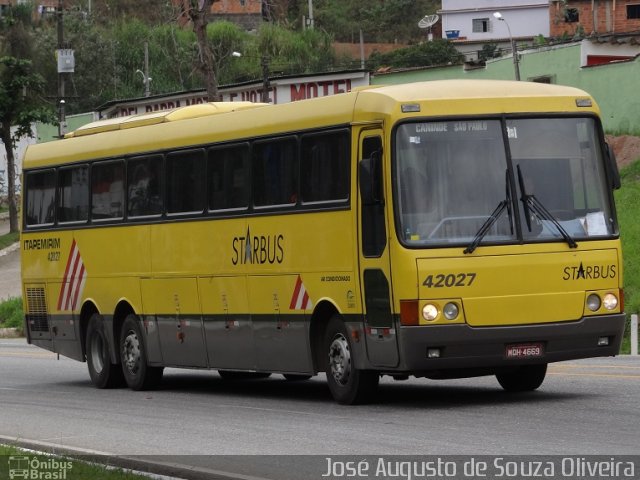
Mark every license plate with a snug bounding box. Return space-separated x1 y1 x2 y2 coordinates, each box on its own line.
505 343 544 359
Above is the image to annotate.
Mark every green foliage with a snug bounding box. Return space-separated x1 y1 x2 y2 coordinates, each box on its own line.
0 56 56 140
616 159 640 316
0 231 19 249
0 444 150 479
309 0 440 43
0 297 22 331
479 43 500 62
368 40 463 69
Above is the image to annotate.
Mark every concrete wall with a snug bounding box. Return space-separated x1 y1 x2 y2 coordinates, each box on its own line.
439 0 549 41
371 42 640 134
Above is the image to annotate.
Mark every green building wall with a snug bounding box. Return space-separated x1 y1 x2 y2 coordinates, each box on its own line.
372 42 640 134
36 112 97 143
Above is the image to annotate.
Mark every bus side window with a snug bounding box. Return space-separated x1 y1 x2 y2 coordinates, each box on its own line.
253 138 297 207
127 155 163 217
167 149 205 214
25 169 56 227
300 130 349 203
91 160 124 220
208 144 249 211
58 165 89 223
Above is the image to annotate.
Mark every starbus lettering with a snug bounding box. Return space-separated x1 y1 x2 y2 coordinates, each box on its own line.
562 262 616 280
232 227 284 265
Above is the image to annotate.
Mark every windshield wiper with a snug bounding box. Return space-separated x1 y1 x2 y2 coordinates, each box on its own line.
517 165 578 249
464 171 513 255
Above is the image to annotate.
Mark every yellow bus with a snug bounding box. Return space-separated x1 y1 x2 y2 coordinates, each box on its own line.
21 80 625 404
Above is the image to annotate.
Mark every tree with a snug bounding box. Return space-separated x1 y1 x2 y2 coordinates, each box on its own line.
367 39 463 70
0 4 56 233
179 0 220 101
0 57 56 233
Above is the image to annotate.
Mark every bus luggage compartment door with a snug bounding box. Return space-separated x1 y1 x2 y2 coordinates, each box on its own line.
141 278 208 367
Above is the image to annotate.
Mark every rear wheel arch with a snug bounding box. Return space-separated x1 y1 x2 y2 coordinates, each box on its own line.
112 300 135 364
79 301 99 360
309 300 340 373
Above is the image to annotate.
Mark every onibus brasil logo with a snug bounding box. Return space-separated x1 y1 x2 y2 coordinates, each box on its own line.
8 456 73 480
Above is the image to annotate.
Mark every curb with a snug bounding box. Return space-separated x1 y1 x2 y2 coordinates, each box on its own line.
0 435 265 480
0 327 22 338
0 240 19 257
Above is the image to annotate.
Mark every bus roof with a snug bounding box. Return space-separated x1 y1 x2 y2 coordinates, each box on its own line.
24 80 598 169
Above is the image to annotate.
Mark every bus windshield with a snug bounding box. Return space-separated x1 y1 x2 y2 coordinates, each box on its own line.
394 117 616 247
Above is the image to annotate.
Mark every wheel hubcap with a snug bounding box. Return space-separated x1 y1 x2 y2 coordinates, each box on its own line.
329 334 351 386
122 330 141 375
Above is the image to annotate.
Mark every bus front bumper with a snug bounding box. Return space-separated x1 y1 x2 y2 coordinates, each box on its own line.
396 313 626 374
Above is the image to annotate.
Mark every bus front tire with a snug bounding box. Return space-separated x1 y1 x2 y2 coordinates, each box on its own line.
496 364 547 392
120 314 163 390
86 313 124 389
325 316 379 404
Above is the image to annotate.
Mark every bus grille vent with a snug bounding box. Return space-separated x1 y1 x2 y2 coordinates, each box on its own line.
26 287 49 332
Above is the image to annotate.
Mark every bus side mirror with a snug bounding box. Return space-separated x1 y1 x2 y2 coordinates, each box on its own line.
359 151 383 205
605 143 621 190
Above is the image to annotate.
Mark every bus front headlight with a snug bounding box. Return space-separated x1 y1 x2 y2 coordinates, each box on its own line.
586 293 601 312
443 302 459 320
602 293 618 310
422 304 438 321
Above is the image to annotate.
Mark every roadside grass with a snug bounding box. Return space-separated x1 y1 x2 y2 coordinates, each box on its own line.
0 444 150 480
0 297 23 334
0 231 19 250
615 158 640 353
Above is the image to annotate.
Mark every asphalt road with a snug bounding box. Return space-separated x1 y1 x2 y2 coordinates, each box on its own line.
1 339 639 479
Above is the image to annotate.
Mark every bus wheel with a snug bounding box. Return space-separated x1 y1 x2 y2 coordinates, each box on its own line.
120 314 163 390
325 316 378 404
86 314 124 388
283 374 312 381
496 364 547 392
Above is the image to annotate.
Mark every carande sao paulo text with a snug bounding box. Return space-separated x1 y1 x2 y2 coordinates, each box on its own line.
321 457 636 479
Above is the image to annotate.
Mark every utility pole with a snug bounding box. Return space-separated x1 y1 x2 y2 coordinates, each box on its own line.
57 0 66 137
261 0 271 103
307 0 314 29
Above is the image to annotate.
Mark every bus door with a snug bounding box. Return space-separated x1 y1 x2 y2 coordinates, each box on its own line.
357 129 399 368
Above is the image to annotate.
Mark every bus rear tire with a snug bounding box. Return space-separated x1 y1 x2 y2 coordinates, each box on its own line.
86 313 125 389
120 314 163 390
496 364 547 392
325 316 378 404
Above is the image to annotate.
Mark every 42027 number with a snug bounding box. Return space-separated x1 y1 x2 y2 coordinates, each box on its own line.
423 273 476 288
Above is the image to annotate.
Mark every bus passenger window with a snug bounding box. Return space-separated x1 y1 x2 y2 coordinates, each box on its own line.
253 138 297 207
58 165 89 223
127 156 163 217
208 144 249 211
91 161 124 220
25 170 56 226
167 149 205 214
301 131 349 203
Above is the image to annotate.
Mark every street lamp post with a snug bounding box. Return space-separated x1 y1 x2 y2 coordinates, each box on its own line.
493 12 520 81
